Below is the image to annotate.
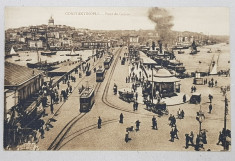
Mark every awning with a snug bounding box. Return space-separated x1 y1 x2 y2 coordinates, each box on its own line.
151 76 180 83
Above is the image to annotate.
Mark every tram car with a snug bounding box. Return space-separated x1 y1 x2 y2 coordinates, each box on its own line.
96 67 105 82
107 54 114 62
80 87 95 112
104 57 112 69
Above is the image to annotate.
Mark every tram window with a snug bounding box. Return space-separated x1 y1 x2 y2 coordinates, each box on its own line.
80 98 88 103
96 73 103 77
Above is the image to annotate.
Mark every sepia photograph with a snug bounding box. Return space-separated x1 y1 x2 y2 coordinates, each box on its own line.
3 6 231 152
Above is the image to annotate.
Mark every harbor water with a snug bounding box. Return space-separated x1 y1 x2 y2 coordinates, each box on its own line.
5 50 93 67
174 43 230 73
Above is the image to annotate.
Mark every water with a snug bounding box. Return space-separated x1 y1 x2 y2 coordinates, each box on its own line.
174 43 230 73
5 50 93 67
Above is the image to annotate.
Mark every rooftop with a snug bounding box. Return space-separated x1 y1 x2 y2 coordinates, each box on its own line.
154 68 173 77
4 62 43 87
80 87 94 98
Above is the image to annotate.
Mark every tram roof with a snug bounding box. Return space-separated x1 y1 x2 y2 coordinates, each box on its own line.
151 76 180 83
80 87 94 98
96 68 105 73
104 57 111 62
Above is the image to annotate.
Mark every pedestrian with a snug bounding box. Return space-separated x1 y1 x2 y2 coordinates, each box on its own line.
215 80 217 86
195 135 200 151
98 116 102 129
135 92 138 101
174 125 179 139
172 115 176 127
55 93 59 104
170 128 175 142
168 114 173 126
217 131 223 145
189 131 194 145
183 94 186 103
135 102 139 111
57 83 59 90
209 103 212 114
152 116 157 130
119 113 124 123
191 86 194 93
69 85 72 93
125 131 129 143
66 88 69 96
194 86 197 92
181 110 185 119
133 102 136 111
208 94 213 103
201 131 207 144
67 80 70 87
50 103 54 114
39 127 44 139
60 94 63 102
135 120 141 131
177 108 181 118
185 134 190 149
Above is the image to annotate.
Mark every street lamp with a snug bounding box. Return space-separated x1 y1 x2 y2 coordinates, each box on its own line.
196 105 205 134
223 95 229 151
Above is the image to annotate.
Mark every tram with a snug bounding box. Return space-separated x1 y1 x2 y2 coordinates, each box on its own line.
96 67 105 82
80 87 95 112
107 54 113 62
104 57 112 69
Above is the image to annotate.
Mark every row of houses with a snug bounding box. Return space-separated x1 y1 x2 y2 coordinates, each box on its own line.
4 62 44 122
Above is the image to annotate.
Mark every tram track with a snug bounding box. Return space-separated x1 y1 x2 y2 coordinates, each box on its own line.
47 51 108 150
47 47 152 151
47 113 87 150
57 118 119 150
101 47 154 117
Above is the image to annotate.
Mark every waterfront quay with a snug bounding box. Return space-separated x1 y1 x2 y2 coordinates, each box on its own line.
32 43 230 151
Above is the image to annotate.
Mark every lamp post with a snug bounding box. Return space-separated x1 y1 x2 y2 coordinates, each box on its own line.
223 95 228 150
196 105 205 135
151 65 154 104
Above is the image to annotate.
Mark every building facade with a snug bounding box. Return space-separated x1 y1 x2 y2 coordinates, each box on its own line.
4 62 44 120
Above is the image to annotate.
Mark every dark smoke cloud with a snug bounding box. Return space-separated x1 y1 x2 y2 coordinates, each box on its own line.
148 7 174 42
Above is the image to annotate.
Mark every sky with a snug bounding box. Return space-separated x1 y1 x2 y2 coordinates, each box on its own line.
5 7 229 35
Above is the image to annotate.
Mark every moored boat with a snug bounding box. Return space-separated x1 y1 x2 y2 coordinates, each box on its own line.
5 46 19 58
41 51 57 56
66 48 79 56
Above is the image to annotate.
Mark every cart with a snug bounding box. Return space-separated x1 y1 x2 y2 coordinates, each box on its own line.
151 102 168 116
190 93 201 104
118 88 134 102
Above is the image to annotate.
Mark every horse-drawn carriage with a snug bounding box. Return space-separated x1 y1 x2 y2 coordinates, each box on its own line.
190 93 201 104
118 88 134 102
144 100 168 116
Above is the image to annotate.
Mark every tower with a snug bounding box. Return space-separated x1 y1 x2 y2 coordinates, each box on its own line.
48 16 54 26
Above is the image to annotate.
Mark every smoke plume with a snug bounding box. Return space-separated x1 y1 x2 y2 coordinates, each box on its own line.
148 7 174 42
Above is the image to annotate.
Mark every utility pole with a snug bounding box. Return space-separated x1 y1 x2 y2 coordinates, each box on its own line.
151 65 154 104
224 96 228 150
196 105 205 135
